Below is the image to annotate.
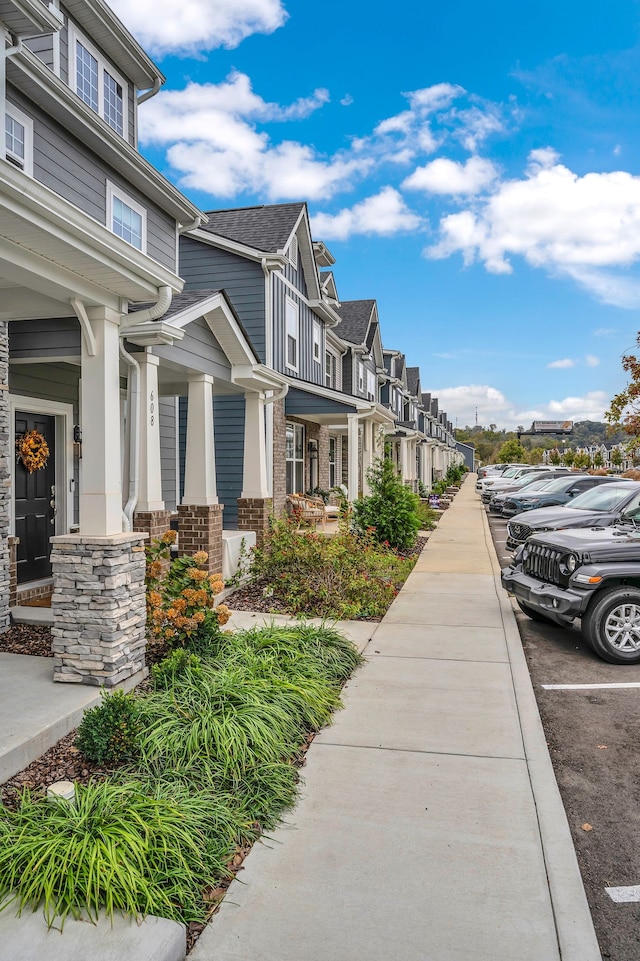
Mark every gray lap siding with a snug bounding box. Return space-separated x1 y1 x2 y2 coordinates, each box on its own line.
273 276 324 384
179 238 266 362
6 86 176 271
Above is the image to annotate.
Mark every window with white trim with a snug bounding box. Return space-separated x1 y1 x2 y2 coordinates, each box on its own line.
367 369 377 402
312 320 322 364
69 24 128 139
5 104 33 176
329 436 338 488
285 297 299 371
286 422 304 493
107 182 146 251
325 350 337 389
357 361 364 394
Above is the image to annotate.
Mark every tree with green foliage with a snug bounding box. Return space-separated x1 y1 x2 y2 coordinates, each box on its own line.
593 450 604 468
563 448 575 467
496 438 527 463
548 448 561 465
529 447 545 464
611 447 623 470
352 455 420 550
573 452 591 470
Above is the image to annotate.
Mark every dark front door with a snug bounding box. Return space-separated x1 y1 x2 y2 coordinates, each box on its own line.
15 411 56 584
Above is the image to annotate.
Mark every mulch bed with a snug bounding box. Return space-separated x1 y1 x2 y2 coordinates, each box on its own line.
0 623 54 657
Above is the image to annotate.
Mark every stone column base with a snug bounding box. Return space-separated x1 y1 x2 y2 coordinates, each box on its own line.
177 503 223 574
50 532 148 686
133 509 173 542
237 498 272 548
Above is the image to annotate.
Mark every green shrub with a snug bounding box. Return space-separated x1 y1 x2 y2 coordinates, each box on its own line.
417 502 439 530
249 521 413 619
0 781 237 926
352 456 421 551
76 690 141 765
151 648 202 690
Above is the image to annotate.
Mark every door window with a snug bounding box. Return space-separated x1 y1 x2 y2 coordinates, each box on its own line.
286 422 304 493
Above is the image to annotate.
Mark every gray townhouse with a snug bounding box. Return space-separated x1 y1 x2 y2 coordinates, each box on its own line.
0 0 288 686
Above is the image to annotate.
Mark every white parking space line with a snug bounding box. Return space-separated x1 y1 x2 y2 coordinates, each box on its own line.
606 886 640 903
542 682 640 690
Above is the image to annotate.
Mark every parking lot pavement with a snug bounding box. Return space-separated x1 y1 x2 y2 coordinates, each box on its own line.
489 508 640 961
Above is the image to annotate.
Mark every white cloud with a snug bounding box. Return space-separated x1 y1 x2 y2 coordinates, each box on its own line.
311 188 422 241
585 354 600 367
594 327 616 336
403 156 497 196
430 384 609 430
110 0 287 56
426 150 640 306
547 358 574 369
340 94 354 107
140 74 368 201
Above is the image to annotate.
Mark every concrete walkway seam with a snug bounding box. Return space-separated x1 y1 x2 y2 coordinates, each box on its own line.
480 503 601 961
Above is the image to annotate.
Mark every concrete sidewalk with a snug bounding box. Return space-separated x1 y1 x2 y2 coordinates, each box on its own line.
192 476 601 961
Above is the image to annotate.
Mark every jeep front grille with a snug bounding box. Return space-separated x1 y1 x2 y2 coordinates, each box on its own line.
523 543 563 586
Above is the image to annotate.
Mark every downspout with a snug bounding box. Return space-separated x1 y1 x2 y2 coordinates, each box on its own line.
137 76 161 104
178 217 203 234
263 383 289 406
128 285 172 326
6 38 23 58
119 340 141 532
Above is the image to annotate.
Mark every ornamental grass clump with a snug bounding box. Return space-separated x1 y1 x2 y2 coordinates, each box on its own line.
145 532 231 654
248 521 413 619
0 781 239 927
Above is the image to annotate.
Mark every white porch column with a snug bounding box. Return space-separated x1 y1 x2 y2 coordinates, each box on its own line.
241 391 269 498
81 307 123 535
361 418 375 495
183 373 218 506
347 413 359 501
400 437 411 483
137 352 164 512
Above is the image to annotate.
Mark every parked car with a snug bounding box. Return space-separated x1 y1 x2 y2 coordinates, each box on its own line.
499 474 625 517
506 482 640 550
477 465 548 495
475 463 527 491
501 521 640 663
480 467 569 504
488 471 573 513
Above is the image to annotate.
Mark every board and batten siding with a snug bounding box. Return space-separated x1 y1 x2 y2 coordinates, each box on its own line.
6 86 176 271
9 361 80 524
159 396 178 512
177 394 245 529
179 238 266 362
273 275 324 385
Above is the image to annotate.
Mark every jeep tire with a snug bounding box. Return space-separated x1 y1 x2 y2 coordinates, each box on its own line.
582 587 640 664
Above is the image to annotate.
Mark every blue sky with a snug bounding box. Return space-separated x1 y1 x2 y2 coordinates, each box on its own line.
112 0 640 429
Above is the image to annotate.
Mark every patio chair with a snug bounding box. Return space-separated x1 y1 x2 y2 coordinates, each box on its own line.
285 494 326 530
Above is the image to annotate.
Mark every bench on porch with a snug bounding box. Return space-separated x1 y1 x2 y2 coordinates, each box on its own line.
285 494 326 530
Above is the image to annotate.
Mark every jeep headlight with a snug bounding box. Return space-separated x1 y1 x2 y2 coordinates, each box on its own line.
567 554 577 573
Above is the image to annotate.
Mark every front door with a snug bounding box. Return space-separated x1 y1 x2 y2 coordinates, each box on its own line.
14 411 56 584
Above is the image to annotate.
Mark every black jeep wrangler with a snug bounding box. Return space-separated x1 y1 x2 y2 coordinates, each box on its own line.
501 524 640 664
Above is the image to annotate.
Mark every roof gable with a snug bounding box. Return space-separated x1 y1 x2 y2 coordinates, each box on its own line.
336 299 376 347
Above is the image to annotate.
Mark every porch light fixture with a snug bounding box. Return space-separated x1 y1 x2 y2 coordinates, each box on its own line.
307 440 318 460
73 425 82 458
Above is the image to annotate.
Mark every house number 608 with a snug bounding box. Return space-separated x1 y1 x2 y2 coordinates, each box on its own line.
150 391 155 427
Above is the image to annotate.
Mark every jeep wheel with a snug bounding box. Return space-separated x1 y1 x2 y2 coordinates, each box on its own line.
516 599 552 623
582 587 640 664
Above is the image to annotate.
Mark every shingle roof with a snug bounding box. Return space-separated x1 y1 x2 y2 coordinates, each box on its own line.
128 289 223 322
422 392 431 410
335 300 375 346
199 203 305 252
406 367 420 396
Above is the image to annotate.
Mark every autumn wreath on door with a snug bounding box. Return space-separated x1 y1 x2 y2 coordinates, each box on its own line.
16 430 50 473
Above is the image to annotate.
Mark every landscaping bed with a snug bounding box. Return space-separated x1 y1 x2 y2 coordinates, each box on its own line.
0 624 53 657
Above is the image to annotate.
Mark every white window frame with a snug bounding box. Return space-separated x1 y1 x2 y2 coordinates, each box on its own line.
68 22 129 140
107 181 147 252
367 369 377 402
357 361 364 394
285 297 299 372
325 349 337 389
5 103 33 177
312 320 322 364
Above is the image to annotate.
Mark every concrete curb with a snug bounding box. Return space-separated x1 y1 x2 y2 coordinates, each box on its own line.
480 503 602 961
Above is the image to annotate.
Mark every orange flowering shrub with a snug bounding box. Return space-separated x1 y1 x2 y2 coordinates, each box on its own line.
145 531 227 652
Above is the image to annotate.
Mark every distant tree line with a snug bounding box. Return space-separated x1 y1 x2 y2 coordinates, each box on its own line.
455 421 628 466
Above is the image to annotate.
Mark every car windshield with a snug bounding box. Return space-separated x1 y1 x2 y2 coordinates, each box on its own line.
501 468 521 478
567 485 638 511
513 476 560 492
526 475 587 494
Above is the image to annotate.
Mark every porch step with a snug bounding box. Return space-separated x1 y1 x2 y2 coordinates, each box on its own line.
11 605 54 626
